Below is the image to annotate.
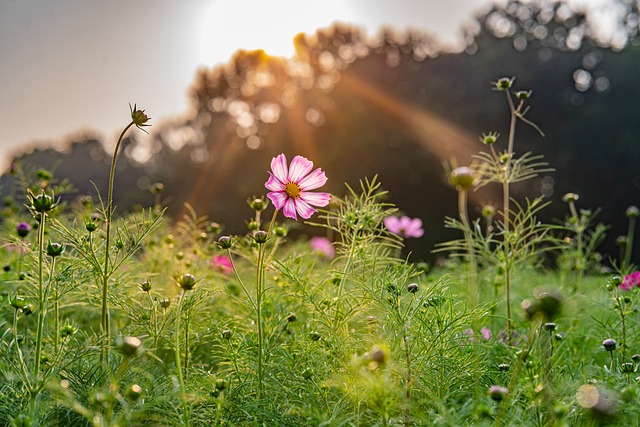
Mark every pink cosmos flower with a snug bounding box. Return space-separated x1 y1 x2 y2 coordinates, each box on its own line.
210 254 232 275
620 271 640 291
310 236 335 260
265 153 331 220
383 215 424 238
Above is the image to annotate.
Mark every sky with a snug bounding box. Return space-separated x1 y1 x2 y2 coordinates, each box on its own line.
0 0 614 168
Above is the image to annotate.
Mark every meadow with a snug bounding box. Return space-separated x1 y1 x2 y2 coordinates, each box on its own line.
1 80 639 427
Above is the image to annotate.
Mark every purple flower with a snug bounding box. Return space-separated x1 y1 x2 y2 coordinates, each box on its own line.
310 236 335 260
265 154 331 220
16 222 31 238
383 216 424 238
620 272 640 290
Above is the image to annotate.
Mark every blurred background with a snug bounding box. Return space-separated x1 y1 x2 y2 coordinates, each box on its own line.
1 0 639 264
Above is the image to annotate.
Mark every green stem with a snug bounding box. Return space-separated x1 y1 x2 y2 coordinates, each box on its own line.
175 288 190 426
13 310 31 389
502 92 521 337
101 121 135 368
51 258 59 355
459 189 478 306
256 210 278 400
402 332 412 427
31 211 47 420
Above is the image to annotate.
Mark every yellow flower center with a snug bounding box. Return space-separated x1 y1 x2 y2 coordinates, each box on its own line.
285 182 301 198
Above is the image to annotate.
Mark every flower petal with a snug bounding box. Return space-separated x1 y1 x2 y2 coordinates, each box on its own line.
265 173 285 192
288 155 314 183
300 191 331 208
298 168 328 191
282 198 298 220
270 154 289 182
406 218 424 237
267 191 288 211
294 198 317 219
384 216 400 234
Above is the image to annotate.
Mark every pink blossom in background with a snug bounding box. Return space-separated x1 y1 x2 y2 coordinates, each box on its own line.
620 271 640 290
265 153 331 220
310 236 335 260
465 327 492 341
383 215 424 238
481 327 492 340
211 254 232 275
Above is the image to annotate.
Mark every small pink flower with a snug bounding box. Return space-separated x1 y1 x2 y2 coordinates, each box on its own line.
265 154 331 220
310 236 335 260
481 327 492 340
383 215 424 238
620 272 640 290
210 254 232 275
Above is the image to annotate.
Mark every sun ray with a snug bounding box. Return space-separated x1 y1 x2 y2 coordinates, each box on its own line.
339 69 500 204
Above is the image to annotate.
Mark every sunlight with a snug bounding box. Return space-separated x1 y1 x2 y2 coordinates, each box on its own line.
198 0 355 65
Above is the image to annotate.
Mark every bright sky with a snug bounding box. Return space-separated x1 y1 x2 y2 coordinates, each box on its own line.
0 0 615 166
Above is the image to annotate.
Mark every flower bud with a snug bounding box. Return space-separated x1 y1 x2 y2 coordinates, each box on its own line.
216 236 235 250
286 312 297 322
175 273 197 291
495 77 513 91
29 192 55 213
149 182 164 194
627 206 639 219
544 322 557 332
159 298 171 309
139 280 152 292
603 338 616 351
407 283 419 293
16 222 31 238
450 167 475 191
46 242 65 258
515 90 532 100
622 363 634 374
248 197 267 212
480 132 499 145
60 323 78 338
207 222 222 234
274 226 287 237
562 193 579 203
130 104 151 129
482 205 495 218
610 276 623 286
253 230 268 244
117 336 142 357
498 363 510 372
616 236 628 247
246 219 259 231
488 385 508 401
221 329 233 340
309 331 321 341
9 295 28 310
84 217 99 232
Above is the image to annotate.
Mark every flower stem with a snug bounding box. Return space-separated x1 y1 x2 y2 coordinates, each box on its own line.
458 189 478 306
31 211 47 419
101 120 135 369
255 209 278 400
174 288 190 426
